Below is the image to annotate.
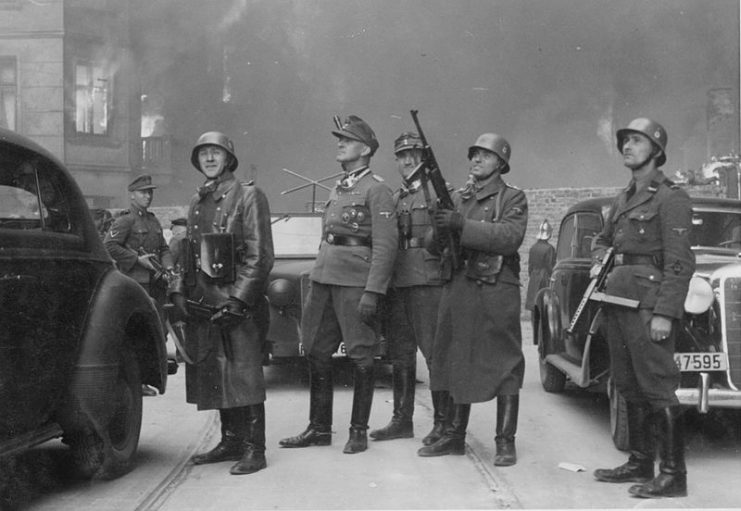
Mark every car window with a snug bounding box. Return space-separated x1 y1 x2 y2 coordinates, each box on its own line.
0 156 73 233
271 214 323 256
556 211 603 260
690 210 741 249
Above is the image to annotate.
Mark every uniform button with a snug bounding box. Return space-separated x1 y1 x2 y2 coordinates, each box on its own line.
194 225 199 229
649 275 654 280
484 207 489 211
639 228 645 234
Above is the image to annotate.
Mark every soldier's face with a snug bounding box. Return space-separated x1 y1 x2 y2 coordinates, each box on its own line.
131 189 153 209
469 148 503 181
621 133 656 170
336 136 369 165
395 149 423 179
198 146 229 179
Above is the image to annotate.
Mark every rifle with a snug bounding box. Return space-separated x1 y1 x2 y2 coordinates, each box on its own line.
409 109 461 269
566 247 639 334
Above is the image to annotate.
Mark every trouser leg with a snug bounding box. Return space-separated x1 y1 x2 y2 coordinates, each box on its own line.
494 394 519 466
278 359 333 447
629 406 687 498
594 401 655 483
343 364 375 454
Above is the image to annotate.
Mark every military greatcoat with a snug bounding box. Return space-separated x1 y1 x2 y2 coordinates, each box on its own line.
431 175 528 404
301 167 397 364
172 173 274 410
592 170 694 408
525 239 556 311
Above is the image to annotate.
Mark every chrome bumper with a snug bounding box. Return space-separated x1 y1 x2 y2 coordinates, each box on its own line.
676 373 741 412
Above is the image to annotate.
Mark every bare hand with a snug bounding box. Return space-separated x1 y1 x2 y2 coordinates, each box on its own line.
650 315 672 342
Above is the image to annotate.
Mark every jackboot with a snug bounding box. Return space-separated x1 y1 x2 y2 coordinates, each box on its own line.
343 365 375 454
594 401 655 483
494 394 519 466
191 408 245 465
629 406 687 498
230 403 267 475
417 401 470 457
370 363 415 441
421 390 450 446
279 362 333 447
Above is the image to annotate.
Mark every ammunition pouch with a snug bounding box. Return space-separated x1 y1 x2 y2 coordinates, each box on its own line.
464 253 503 284
199 232 236 283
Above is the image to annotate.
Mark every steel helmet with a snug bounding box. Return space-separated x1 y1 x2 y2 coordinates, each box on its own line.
537 219 553 241
267 278 296 309
468 133 512 174
191 131 239 172
616 118 667 167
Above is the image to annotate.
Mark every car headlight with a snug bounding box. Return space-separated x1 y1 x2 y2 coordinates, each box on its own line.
684 276 714 314
267 278 296 308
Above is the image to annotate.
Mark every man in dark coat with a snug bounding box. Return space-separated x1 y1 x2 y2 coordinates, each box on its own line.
369 132 446 444
105 174 174 396
279 115 398 454
418 132 528 467
170 131 274 475
592 118 694 499
525 219 556 314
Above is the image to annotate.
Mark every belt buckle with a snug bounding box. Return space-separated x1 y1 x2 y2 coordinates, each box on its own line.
614 253 624 265
327 233 335 244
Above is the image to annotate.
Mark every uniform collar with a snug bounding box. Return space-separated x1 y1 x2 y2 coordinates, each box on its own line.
617 169 666 214
338 166 370 189
469 174 505 201
198 172 236 201
129 202 149 217
400 179 422 196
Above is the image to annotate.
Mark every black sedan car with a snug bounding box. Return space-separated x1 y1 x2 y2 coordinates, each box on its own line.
0 128 168 480
533 196 741 449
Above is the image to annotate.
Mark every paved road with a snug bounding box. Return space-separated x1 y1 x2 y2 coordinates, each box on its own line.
15 321 741 510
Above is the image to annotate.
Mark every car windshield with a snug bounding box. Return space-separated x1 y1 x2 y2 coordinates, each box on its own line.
690 209 741 250
271 214 323 257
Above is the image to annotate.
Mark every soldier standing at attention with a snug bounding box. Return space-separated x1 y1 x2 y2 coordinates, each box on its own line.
105 174 174 397
592 118 694 499
418 133 528 467
369 132 447 444
170 131 274 475
525 219 556 318
280 115 398 454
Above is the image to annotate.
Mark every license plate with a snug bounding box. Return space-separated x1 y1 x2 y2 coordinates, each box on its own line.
674 352 728 372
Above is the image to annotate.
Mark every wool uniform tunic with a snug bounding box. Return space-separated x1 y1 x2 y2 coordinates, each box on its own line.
431 175 528 404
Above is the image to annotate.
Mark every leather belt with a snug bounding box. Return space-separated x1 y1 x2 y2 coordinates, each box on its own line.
614 253 661 267
325 233 371 247
400 236 426 250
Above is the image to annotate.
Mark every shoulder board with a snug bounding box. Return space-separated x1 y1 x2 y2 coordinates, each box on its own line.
120 210 131 216
504 182 521 191
372 174 384 182
648 180 661 193
662 178 681 190
241 180 255 188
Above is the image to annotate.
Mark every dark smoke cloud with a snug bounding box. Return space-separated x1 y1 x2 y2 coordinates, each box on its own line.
132 0 739 210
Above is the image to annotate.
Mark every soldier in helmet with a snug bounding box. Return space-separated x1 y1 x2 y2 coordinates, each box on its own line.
279 115 397 454
169 131 274 475
369 132 446 444
418 132 528 467
525 219 556 316
592 118 694 498
105 174 174 397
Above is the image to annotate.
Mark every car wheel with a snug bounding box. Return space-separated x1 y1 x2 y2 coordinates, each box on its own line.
608 377 629 451
537 307 567 393
68 345 143 480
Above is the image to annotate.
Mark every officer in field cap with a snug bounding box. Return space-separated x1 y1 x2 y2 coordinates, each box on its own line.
369 131 446 444
280 115 397 454
105 173 173 396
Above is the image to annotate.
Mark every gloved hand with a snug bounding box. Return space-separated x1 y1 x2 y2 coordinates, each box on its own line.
433 209 464 234
211 298 248 328
170 292 188 318
357 292 379 326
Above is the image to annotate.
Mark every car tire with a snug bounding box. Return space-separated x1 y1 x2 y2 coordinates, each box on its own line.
608 377 629 451
68 345 143 480
537 306 567 393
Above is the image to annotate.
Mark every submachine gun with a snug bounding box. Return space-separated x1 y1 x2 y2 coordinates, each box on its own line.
408 109 462 270
137 247 176 287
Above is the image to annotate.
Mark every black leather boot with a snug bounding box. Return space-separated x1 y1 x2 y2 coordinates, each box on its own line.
279 361 333 447
629 406 687 498
417 401 470 457
344 365 375 454
231 403 267 475
370 363 415 441
422 390 450 446
192 408 245 465
594 401 655 483
494 394 519 466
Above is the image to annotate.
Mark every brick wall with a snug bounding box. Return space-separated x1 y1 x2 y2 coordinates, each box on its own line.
149 183 727 319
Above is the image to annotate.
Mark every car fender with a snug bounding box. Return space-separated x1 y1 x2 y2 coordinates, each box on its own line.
63 268 167 429
537 289 563 349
